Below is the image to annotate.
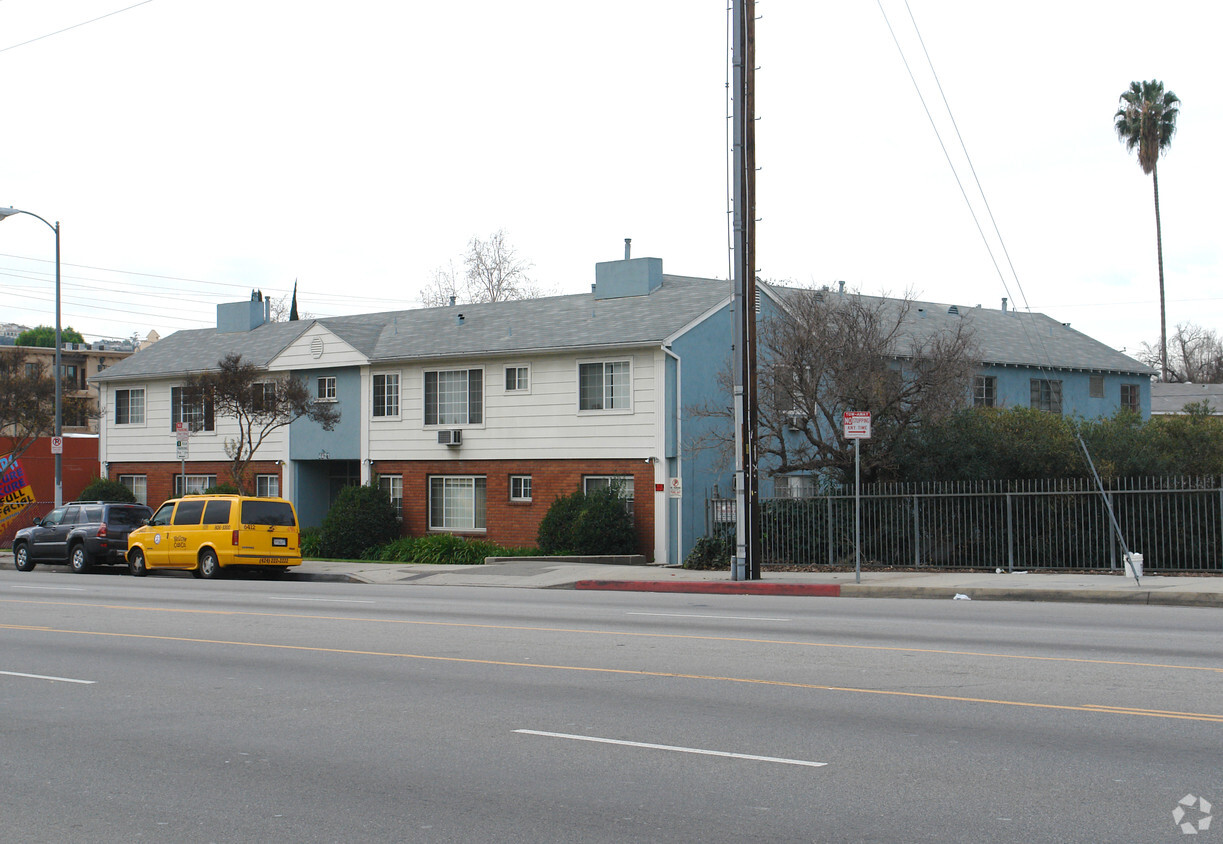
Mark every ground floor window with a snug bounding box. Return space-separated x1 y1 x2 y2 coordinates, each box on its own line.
509 475 532 502
380 475 403 517
583 475 635 522
1121 383 1140 413
429 476 486 531
118 474 147 504
174 474 217 497
256 474 280 497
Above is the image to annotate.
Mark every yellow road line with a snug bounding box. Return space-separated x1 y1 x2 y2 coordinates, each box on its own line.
3 622 1222 724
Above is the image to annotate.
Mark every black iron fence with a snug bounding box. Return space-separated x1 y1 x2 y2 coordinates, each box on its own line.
706 477 1223 572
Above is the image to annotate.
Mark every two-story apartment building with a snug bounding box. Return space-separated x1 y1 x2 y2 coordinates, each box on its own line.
91 257 1152 564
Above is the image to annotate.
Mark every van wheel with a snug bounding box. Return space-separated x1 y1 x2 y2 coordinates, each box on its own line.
128 548 148 577
198 549 223 579
14 543 35 572
70 544 91 573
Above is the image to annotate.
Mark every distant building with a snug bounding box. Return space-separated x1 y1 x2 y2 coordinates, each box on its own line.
1 341 136 434
1150 382 1223 415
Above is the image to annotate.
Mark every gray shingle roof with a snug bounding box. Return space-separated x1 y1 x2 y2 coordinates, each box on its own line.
93 276 730 381
768 287 1153 375
1150 382 1223 414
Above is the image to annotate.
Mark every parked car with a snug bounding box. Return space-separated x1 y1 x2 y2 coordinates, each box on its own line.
13 501 155 573
126 495 301 578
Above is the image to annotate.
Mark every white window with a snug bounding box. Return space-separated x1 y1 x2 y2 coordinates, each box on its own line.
256 474 280 497
504 366 530 392
115 388 145 425
578 360 630 411
379 475 403 516
373 373 400 418
170 386 214 432
174 474 217 496
428 476 486 531
509 475 532 502
973 376 996 408
424 369 483 425
317 376 337 401
250 382 277 412
118 474 147 505
583 475 635 521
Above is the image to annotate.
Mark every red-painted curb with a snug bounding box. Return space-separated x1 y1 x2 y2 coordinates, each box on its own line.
572 580 841 596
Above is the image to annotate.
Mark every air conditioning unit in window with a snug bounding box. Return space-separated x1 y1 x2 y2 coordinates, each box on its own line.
784 410 807 432
437 429 463 446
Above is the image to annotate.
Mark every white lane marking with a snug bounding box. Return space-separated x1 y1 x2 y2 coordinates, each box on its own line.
266 596 375 604
515 730 826 768
627 612 791 622
9 585 88 591
1 670 95 685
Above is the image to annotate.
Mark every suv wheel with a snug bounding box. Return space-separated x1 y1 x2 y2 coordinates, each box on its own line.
128 548 148 577
70 544 91 574
13 543 35 572
198 549 223 579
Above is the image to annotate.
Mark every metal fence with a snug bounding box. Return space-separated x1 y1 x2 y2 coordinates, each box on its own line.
706 477 1223 573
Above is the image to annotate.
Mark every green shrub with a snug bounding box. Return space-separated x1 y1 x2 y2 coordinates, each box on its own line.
300 527 322 559
201 483 240 495
76 478 136 503
537 487 635 555
361 534 539 565
317 483 400 559
684 528 733 570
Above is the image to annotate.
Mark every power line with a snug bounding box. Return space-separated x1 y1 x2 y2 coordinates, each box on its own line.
0 1 158 55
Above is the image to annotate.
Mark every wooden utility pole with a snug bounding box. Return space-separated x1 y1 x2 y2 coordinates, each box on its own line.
731 0 761 580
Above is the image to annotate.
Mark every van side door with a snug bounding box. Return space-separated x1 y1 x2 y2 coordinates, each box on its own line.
168 498 207 568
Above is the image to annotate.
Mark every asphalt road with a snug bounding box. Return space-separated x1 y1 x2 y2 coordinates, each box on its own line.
2 567 1219 843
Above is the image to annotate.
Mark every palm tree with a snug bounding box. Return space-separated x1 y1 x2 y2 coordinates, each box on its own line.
1114 80 1180 381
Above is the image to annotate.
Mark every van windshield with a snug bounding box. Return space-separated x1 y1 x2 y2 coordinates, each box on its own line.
241 500 296 526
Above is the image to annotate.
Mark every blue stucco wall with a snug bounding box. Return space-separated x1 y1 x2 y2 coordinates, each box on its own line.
289 367 362 460
985 366 1151 419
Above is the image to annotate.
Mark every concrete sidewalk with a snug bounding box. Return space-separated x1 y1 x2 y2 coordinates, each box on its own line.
293 558 1223 608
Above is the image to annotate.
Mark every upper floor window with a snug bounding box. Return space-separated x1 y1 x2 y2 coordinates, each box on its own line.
250 382 276 412
170 386 214 432
317 376 337 401
424 369 483 425
505 366 530 392
373 373 400 418
1030 379 1063 414
1121 383 1140 413
973 376 996 408
115 388 145 425
578 360 630 411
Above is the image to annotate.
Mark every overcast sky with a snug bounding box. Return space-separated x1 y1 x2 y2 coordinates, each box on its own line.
1 1 1218 360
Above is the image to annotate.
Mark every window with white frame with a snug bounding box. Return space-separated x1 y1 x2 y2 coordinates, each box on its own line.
973 376 996 408
118 474 147 504
509 475 532 502
372 373 400 418
379 475 403 516
428 476 486 531
317 376 337 401
504 366 529 392
583 475 635 522
578 360 630 411
424 369 483 425
115 388 145 425
256 474 280 497
251 382 276 412
170 386 214 432
174 474 217 496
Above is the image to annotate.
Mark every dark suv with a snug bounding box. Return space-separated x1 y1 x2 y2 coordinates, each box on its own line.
13 501 154 573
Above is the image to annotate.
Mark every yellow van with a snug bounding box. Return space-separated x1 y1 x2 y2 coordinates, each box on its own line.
127 495 301 578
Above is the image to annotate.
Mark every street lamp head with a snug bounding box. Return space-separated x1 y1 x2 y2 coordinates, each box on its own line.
0 207 22 220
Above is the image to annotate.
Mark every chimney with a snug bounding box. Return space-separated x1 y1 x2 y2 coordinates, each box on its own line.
1002 297 1008 313
624 238 632 260
838 280 846 294
449 295 456 307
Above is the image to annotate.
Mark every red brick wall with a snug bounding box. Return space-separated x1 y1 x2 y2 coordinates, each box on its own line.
106 461 282 506
375 458 655 560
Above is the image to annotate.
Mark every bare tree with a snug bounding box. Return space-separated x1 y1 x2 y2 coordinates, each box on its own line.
691 287 979 484
268 292 312 322
422 229 540 307
0 351 92 460
1139 322 1223 383
183 354 340 492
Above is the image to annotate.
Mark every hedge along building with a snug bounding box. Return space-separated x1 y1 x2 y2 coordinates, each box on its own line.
91 255 1152 565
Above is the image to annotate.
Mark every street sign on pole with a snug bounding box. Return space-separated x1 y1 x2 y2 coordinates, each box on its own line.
843 411 871 439
50 436 63 454
843 411 871 585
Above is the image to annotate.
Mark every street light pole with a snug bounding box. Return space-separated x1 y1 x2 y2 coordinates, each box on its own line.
0 207 63 507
